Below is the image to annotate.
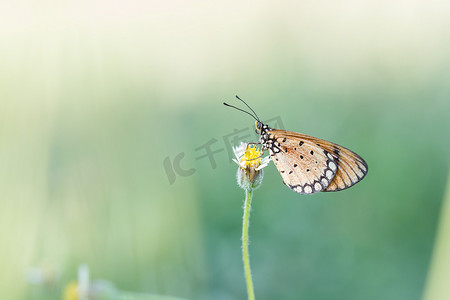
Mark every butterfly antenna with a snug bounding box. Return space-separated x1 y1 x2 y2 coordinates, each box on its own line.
235 95 260 121
223 102 258 121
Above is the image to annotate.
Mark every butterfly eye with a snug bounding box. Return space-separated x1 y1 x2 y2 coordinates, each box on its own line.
255 121 262 132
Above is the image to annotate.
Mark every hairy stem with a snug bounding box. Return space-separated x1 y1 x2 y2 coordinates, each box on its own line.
242 188 255 300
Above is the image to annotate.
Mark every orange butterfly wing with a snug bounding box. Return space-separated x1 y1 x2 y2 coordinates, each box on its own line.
268 129 368 193
267 131 338 194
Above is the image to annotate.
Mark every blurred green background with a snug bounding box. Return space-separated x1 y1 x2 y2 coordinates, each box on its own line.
1 1 450 299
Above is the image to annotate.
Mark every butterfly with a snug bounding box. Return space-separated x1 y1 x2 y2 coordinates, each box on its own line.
224 96 368 195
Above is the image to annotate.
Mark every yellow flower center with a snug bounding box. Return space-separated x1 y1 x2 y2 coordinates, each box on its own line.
241 145 262 168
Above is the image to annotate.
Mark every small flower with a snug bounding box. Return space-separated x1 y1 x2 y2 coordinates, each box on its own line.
63 265 117 300
233 142 270 190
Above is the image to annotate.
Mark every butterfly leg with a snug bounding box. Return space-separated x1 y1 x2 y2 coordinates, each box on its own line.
245 142 263 154
246 154 264 162
237 142 264 161
246 142 261 147
245 142 267 162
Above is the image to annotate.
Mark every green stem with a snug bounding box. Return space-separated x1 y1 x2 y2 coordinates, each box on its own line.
242 188 255 300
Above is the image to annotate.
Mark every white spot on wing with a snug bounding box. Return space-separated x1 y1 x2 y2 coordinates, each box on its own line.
304 185 312 194
314 182 322 192
326 170 333 179
329 161 337 171
321 178 328 186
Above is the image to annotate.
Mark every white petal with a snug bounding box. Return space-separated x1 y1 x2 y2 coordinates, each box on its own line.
255 156 271 170
261 156 271 164
233 158 246 169
232 142 247 161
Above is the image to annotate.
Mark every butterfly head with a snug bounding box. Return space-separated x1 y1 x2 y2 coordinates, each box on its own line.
255 120 271 136
255 121 263 134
